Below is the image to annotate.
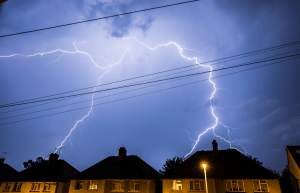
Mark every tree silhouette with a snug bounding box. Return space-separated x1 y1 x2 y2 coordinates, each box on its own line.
159 156 183 175
23 157 46 169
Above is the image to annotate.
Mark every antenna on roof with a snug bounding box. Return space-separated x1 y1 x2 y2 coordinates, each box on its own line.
55 147 65 155
1 152 9 159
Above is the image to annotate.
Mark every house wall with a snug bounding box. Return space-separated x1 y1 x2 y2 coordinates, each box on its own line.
69 180 155 193
287 148 300 191
0 181 59 193
215 179 281 193
162 179 216 193
163 179 281 193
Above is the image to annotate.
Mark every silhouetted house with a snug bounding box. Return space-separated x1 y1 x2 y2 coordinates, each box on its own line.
0 158 18 186
69 147 161 193
0 153 79 193
286 146 300 193
162 140 281 193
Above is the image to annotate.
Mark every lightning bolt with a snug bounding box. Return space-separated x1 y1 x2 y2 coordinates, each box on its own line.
124 37 244 158
1 37 244 158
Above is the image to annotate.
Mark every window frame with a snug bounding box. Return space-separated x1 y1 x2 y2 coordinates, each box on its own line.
4 183 12 192
172 180 182 191
12 183 22 192
129 181 139 192
112 180 125 192
43 183 51 192
75 181 84 190
226 180 245 192
190 180 205 191
88 180 98 190
30 183 41 192
252 180 269 192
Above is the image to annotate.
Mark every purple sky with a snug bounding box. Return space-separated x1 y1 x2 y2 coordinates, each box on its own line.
0 0 300 173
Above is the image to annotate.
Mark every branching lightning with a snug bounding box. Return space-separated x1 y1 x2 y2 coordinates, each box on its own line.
1 37 244 158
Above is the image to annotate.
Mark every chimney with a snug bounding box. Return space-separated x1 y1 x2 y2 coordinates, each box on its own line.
0 158 4 164
48 153 59 164
118 147 126 161
212 140 218 155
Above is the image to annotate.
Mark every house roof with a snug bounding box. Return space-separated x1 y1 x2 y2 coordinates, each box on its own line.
0 164 18 181
286 146 300 169
72 155 161 180
3 160 79 182
163 149 278 179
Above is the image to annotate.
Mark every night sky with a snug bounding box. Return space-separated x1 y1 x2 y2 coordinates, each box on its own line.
0 0 300 173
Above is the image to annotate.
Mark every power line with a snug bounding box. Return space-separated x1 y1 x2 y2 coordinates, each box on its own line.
1 55 298 126
1 40 300 108
0 0 200 38
1 48 300 120
1 52 299 109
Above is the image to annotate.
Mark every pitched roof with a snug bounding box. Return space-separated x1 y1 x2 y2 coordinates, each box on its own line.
3 160 79 182
163 149 277 179
72 155 161 180
0 164 18 181
286 146 300 169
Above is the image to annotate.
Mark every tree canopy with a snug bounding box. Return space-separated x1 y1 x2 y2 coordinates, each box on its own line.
23 157 46 169
159 156 183 175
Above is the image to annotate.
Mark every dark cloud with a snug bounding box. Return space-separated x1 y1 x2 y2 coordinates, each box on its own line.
73 0 155 38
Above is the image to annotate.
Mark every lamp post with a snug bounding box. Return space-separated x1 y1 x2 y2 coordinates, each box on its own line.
202 164 208 193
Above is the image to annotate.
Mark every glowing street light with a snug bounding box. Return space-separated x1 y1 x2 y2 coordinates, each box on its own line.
202 163 208 193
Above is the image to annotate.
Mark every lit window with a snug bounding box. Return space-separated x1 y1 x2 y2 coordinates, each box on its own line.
4 183 12 191
253 180 269 192
31 183 41 191
113 181 124 191
89 181 98 190
75 181 83 190
226 180 245 192
190 180 205 191
130 181 139 191
43 183 51 191
12 183 22 192
172 180 182 191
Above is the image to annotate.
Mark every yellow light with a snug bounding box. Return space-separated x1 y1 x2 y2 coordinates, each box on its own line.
202 163 206 169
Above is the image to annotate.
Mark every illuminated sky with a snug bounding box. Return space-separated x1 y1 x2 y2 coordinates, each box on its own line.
0 0 300 173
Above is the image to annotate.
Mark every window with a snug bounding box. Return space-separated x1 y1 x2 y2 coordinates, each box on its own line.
172 180 182 191
190 180 205 191
43 183 51 191
112 181 124 191
4 183 12 191
253 180 269 192
89 181 98 190
226 180 245 192
12 183 22 192
75 181 83 190
31 183 41 191
130 181 139 191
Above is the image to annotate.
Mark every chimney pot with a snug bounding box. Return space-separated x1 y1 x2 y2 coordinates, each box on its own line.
0 158 4 164
118 147 126 161
48 153 59 164
212 140 218 155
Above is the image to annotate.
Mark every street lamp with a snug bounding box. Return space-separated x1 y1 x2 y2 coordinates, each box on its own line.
202 163 208 193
